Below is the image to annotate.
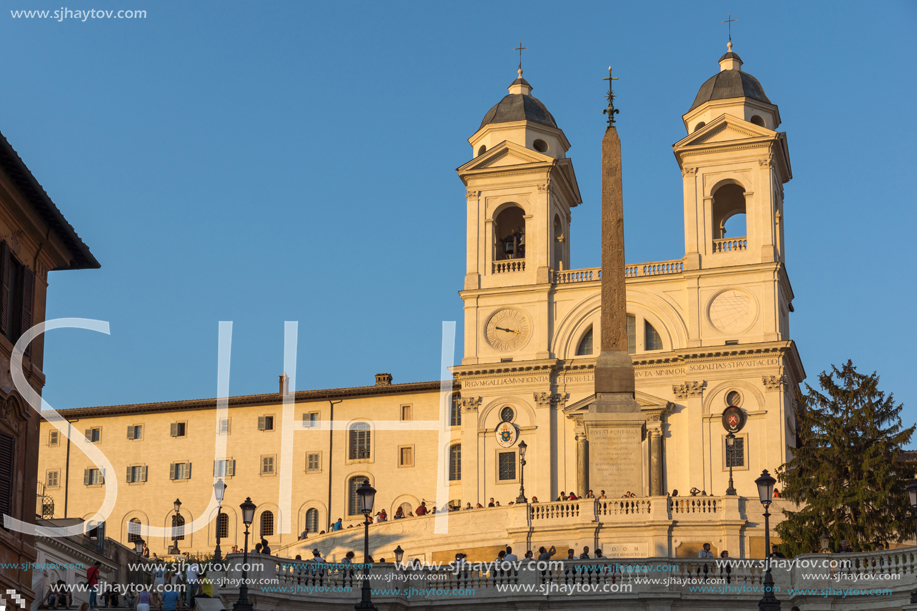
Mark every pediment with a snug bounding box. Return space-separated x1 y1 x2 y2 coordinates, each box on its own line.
563 391 672 416
674 115 774 149
457 141 554 173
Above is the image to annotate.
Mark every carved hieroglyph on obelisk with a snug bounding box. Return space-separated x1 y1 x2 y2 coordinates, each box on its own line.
585 67 646 498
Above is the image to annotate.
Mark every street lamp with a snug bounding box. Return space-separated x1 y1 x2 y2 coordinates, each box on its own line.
355 480 377 611
133 537 145 588
233 497 256 611
755 470 781 611
515 441 528 504
819 532 831 553
213 479 227 562
725 433 737 495
906 479 917 604
170 499 182 554
394 546 404 564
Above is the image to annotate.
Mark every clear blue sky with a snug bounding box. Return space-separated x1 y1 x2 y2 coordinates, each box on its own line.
4 1 915 440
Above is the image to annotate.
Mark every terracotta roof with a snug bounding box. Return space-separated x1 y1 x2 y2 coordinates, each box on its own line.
0 130 99 270
51 379 460 419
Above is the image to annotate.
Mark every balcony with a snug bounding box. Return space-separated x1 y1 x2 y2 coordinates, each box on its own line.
712 236 747 253
553 259 685 284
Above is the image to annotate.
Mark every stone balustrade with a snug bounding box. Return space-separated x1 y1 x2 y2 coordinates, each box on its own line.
492 259 525 273
217 547 917 610
553 259 684 284
712 237 747 253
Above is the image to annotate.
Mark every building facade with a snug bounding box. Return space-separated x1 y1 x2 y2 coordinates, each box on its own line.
0 131 99 607
37 44 804 557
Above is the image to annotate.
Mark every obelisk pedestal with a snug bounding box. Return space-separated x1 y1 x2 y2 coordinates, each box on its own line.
587 108 646 498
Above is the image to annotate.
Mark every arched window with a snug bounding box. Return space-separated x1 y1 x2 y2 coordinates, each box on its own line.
348 477 368 516
576 327 593 356
171 514 185 541
349 423 371 460
399 502 413 516
128 518 141 542
626 315 636 355
450 395 462 427
750 115 765 127
217 512 229 539
645 321 663 351
305 508 319 533
477 145 486 156
712 183 747 242
494 206 525 261
552 215 564 270
260 511 274 537
693 121 706 132
449 445 461 481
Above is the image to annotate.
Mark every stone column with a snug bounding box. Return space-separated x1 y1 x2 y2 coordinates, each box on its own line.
576 433 589 496
649 429 663 496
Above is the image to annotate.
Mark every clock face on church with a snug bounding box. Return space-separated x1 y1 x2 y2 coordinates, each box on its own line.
485 308 531 352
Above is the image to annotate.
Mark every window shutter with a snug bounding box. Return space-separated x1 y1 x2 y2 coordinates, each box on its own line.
0 242 9 336
186 463 191 479
169 463 176 480
84 468 91 485
127 426 134 440
0 433 13 522
213 461 219 477
100 469 105 484
126 466 132 483
170 423 177 437
20 267 33 355
258 416 265 431
230 459 236 476
142 466 148 482
85 429 91 442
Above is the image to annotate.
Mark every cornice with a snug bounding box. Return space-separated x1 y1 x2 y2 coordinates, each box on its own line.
452 359 558 380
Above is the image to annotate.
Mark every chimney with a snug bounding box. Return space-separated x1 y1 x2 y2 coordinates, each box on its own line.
374 373 393 386
279 373 289 396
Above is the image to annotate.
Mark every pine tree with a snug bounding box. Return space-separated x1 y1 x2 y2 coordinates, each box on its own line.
776 360 915 555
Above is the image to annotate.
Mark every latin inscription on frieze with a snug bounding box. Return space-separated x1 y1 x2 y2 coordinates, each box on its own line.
463 375 550 389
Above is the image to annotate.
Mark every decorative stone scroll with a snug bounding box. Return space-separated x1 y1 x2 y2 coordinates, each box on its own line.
672 380 706 399
762 375 787 390
460 397 482 411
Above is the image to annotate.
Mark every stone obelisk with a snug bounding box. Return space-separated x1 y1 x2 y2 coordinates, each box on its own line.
585 68 646 497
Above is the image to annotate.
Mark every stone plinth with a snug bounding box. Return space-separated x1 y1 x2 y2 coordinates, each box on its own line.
584 412 645 498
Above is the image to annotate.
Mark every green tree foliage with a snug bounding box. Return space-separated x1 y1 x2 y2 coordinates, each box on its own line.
776 360 914 556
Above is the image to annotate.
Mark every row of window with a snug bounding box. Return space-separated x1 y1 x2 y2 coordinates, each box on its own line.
128 509 275 543
52 406 463 449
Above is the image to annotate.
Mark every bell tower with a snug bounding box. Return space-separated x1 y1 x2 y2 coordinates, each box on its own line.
457 69 581 365
458 69 582 292
674 43 792 272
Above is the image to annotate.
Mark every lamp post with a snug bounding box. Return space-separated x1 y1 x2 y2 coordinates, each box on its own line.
906 479 917 604
213 479 227 562
819 532 831 554
755 470 781 611
394 546 404 564
133 537 145 589
170 499 182 555
725 433 737 495
233 497 256 611
355 480 377 611
515 441 528 504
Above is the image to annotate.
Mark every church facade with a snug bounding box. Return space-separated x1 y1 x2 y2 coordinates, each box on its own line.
37 44 804 558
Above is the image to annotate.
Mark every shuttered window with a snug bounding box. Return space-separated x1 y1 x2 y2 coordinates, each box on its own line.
349 423 371 460
302 413 318 428
83 468 103 486
213 459 235 477
0 242 34 348
49 431 59 446
47 470 59 488
0 432 14 526
169 463 191 480
84 428 101 443
306 453 320 472
126 465 147 483
219 418 230 434
399 446 414 467
257 416 274 431
450 396 462 427
170 422 187 437
449 445 461 481
260 455 275 475
127 425 142 440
